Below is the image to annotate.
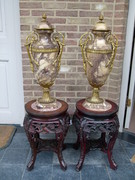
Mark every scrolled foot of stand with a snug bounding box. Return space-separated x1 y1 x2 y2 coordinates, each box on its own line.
57 139 67 171
59 159 67 171
109 158 117 170
27 161 35 171
75 144 86 171
110 163 117 170
27 153 37 171
107 151 117 170
76 162 82 172
27 164 34 171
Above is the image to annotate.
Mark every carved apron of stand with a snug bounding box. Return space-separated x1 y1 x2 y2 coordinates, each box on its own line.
23 100 70 171
73 99 119 171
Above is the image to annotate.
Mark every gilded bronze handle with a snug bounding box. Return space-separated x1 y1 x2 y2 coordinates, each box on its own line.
106 33 118 70
25 31 39 72
52 32 65 73
79 32 93 74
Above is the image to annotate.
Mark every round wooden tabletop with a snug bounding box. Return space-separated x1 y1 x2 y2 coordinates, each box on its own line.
76 99 118 118
25 99 68 118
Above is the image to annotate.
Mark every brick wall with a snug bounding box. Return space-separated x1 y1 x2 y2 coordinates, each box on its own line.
20 0 129 114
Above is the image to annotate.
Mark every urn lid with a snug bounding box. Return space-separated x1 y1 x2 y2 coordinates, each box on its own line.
92 13 110 32
35 13 54 31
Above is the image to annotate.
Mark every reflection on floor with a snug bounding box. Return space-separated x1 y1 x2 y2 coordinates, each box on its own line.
0 126 135 180
129 103 135 134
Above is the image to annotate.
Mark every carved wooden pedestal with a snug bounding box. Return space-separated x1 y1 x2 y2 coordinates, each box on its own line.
73 99 119 171
23 99 70 171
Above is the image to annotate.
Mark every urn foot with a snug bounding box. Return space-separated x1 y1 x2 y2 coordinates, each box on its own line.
31 99 62 112
83 99 112 112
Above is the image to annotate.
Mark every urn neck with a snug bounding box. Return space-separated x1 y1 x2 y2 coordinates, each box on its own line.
36 30 52 37
92 30 110 38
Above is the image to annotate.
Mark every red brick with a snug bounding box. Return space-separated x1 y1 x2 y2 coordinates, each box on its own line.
77 79 89 85
32 85 42 91
79 11 99 17
67 33 82 39
113 26 124 32
43 2 66 9
104 0 114 2
56 11 78 17
23 66 32 71
104 12 113 18
78 53 83 60
79 26 91 32
23 79 32 84
22 53 29 59
114 19 126 25
56 25 78 32
20 10 30 16
80 0 103 1
55 79 75 85
65 40 77 46
67 47 80 53
67 18 89 25
24 85 34 91
114 12 125 18
24 91 33 96
67 3 90 10
21 46 26 52
108 92 118 100
52 85 65 91
23 72 33 78
32 10 54 16
48 18 66 24
77 92 91 97
62 53 77 59
116 0 127 2
20 2 42 9
77 67 85 73
56 92 75 97
66 86 86 91
57 0 78 1
57 73 66 78
22 60 31 66
21 25 30 31
34 91 55 97
115 3 127 11
66 73 85 79
24 97 33 103
67 60 83 66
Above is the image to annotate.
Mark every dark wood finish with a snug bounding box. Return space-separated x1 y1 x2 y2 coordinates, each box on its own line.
23 99 70 171
73 99 119 171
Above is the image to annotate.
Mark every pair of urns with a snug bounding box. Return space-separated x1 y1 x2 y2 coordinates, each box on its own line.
26 13 118 111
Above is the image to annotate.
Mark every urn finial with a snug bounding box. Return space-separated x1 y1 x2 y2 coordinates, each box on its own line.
36 13 53 31
99 13 104 21
42 13 47 21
